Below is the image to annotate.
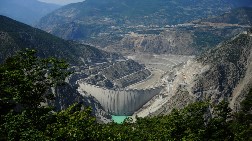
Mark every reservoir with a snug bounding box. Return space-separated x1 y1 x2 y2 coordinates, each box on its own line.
112 115 128 124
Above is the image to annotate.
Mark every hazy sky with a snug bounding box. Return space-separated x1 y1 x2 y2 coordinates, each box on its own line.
38 0 84 5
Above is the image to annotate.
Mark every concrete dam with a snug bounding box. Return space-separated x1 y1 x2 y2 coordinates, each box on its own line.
78 82 163 115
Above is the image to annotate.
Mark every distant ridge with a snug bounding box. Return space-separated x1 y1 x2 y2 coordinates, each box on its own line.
199 7 252 25
0 15 121 65
37 0 252 40
0 0 60 25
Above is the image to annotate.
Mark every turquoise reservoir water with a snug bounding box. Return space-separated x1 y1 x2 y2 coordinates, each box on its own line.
112 115 128 124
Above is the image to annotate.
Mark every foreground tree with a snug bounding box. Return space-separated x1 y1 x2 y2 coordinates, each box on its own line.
0 49 71 113
230 89 252 140
0 49 71 140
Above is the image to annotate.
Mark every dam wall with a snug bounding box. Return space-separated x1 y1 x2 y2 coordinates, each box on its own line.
78 82 163 115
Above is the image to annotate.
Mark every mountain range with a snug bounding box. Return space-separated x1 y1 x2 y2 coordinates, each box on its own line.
36 0 252 56
38 0 234 39
115 7 252 55
37 0 252 40
0 0 60 25
0 15 122 65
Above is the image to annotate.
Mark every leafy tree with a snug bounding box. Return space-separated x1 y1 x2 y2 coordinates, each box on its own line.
230 89 252 141
206 101 234 140
1 108 51 140
45 103 96 141
0 49 71 140
0 49 71 113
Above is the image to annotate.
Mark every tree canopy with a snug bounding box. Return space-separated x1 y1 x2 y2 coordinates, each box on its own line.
0 49 71 113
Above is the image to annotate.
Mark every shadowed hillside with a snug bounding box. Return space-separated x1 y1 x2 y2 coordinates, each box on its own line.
199 7 252 25
0 15 121 65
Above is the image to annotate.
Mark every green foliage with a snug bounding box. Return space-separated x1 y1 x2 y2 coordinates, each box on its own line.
1 95 252 140
205 101 234 140
45 104 96 140
0 49 72 140
0 108 52 140
230 89 252 141
0 104 97 140
0 49 71 111
241 89 252 113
